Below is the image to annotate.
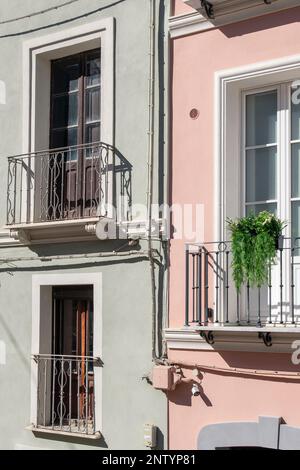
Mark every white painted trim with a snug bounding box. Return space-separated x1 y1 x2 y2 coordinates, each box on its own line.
26 425 101 441
213 59 300 324
214 54 300 243
22 17 114 152
165 327 300 353
0 231 21 246
184 0 300 17
21 18 114 224
169 12 213 39
30 273 102 434
241 84 281 218
170 1 300 39
7 217 100 231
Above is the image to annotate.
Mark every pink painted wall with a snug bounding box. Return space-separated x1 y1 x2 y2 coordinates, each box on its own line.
170 5 300 326
169 3 300 450
173 0 194 16
168 349 300 449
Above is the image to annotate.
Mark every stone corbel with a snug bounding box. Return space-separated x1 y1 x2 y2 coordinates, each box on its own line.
84 223 97 234
183 0 214 18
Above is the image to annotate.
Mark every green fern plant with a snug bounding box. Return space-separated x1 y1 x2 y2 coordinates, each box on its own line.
227 211 285 291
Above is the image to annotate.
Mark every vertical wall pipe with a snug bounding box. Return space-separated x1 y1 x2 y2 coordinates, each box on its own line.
147 0 163 364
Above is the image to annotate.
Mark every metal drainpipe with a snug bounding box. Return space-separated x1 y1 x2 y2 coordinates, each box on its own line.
147 0 163 365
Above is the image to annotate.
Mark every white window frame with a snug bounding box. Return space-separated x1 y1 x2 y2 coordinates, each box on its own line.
241 85 280 220
21 18 115 224
214 54 300 242
30 273 102 435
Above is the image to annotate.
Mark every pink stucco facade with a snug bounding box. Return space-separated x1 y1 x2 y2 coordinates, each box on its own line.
168 1 300 450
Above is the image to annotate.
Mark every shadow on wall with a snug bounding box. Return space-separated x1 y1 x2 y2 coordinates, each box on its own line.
156 427 165 450
32 426 165 450
168 380 212 408
214 350 300 383
167 347 300 411
219 6 300 38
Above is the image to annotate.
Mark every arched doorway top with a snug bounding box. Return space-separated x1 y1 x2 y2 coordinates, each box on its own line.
197 416 300 450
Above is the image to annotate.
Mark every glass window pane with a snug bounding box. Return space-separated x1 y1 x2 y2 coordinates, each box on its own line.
89 306 93 358
85 88 100 123
66 127 78 161
51 129 66 148
52 93 78 128
246 203 277 216
86 54 100 87
51 127 78 159
292 143 300 198
51 127 78 148
85 123 100 144
246 147 277 202
246 91 277 146
68 93 79 126
67 127 78 146
291 86 300 141
292 201 300 240
52 59 80 93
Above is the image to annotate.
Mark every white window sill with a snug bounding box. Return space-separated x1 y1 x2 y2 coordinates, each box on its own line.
5 216 101 230
4 217 106 245
26 425 102 441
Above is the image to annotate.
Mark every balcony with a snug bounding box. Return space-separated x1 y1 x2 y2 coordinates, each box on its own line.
182 0 300 23
6 142 132 243
182 238 300 347
30 354 101 439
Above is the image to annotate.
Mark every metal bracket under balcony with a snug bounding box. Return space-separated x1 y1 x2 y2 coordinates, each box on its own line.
165 325 300 353
190 325 300 348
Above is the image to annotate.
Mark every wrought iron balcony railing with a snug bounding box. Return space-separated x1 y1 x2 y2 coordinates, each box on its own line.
6 142 132 225
185 237 300 328
33 354 100 436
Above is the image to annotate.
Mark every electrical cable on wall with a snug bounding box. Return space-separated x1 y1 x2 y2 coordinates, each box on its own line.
171 361 300 380
0 0 127 38
0 0 81 25
0 249 156 266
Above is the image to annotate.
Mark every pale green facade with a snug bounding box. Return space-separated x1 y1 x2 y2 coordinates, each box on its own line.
0 0 169 450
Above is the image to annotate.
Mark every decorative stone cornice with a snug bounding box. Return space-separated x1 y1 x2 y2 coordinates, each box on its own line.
169 11 210 38
165 326 300 353
9 228 31 245
170 0 300 38
183 0 277 19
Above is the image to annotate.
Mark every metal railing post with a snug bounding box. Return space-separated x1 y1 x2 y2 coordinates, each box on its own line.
6 142 115 225
34 354 98 435
182 237 296 329
185 244 190 326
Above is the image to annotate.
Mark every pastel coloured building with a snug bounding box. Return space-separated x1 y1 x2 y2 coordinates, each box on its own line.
161 0 300 450
0 0 169 450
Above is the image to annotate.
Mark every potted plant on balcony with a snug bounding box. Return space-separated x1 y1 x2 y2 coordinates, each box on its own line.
227 211 285 291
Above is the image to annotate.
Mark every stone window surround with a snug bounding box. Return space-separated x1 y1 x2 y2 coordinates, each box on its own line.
30 272 103 438
0 17 115 246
